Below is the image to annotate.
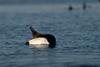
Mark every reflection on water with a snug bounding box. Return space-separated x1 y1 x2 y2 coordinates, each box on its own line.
0 2 100 67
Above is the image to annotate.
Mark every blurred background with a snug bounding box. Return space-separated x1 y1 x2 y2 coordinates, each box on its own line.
0 0 99 4
0 0 100 67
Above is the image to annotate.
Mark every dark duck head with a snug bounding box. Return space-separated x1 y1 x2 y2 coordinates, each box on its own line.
26 26 56 48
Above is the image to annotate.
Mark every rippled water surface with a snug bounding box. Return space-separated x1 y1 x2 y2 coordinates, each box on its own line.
0 2 100 67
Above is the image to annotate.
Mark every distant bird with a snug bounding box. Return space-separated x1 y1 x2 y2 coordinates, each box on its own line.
83 3 87 10
68 5 73 11
25 26 56 48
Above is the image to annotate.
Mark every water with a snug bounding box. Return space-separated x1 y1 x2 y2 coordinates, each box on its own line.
0 2 100 67
0 0 99 4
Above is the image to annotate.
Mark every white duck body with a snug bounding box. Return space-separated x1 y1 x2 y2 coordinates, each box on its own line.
28 37 49 48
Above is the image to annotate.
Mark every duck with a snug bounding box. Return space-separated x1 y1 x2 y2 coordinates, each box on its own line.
83 2 87 10
25 26 56 48
68 5 73 11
